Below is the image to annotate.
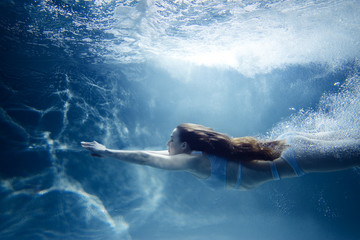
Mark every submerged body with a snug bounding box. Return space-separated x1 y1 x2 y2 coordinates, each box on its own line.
81 124 360 191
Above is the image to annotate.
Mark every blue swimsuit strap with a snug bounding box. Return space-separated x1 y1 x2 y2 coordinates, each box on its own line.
235 161 242 188
207 154 243 189
236 160 280 187
284 138 306 177
270 161 280 180
206 154 227 189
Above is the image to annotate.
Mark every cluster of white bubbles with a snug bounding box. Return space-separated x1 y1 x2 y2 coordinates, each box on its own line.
269 71 360 140
29 0 360 77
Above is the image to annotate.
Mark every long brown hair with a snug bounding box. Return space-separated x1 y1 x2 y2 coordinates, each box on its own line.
177 123 287 161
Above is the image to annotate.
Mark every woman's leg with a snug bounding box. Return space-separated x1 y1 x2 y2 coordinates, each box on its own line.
289 135 360 173
241 132 359 190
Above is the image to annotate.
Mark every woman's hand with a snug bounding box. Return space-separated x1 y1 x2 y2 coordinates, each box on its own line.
81 141 107 157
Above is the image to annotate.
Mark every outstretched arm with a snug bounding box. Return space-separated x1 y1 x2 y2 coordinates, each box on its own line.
81 141 197 171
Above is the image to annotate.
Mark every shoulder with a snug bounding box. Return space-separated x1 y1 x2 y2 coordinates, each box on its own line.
159 153 210 177
171 153 207 166
186 153 211 178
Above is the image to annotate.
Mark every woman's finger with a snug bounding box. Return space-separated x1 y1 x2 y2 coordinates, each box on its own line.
81 142 93 147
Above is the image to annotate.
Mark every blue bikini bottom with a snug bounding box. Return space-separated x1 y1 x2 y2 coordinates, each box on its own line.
271 135 306 180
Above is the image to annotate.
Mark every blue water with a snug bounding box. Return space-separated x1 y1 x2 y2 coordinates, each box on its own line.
1 0 360 239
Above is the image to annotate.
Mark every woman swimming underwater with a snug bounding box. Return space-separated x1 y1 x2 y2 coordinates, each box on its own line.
81 123 360 190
